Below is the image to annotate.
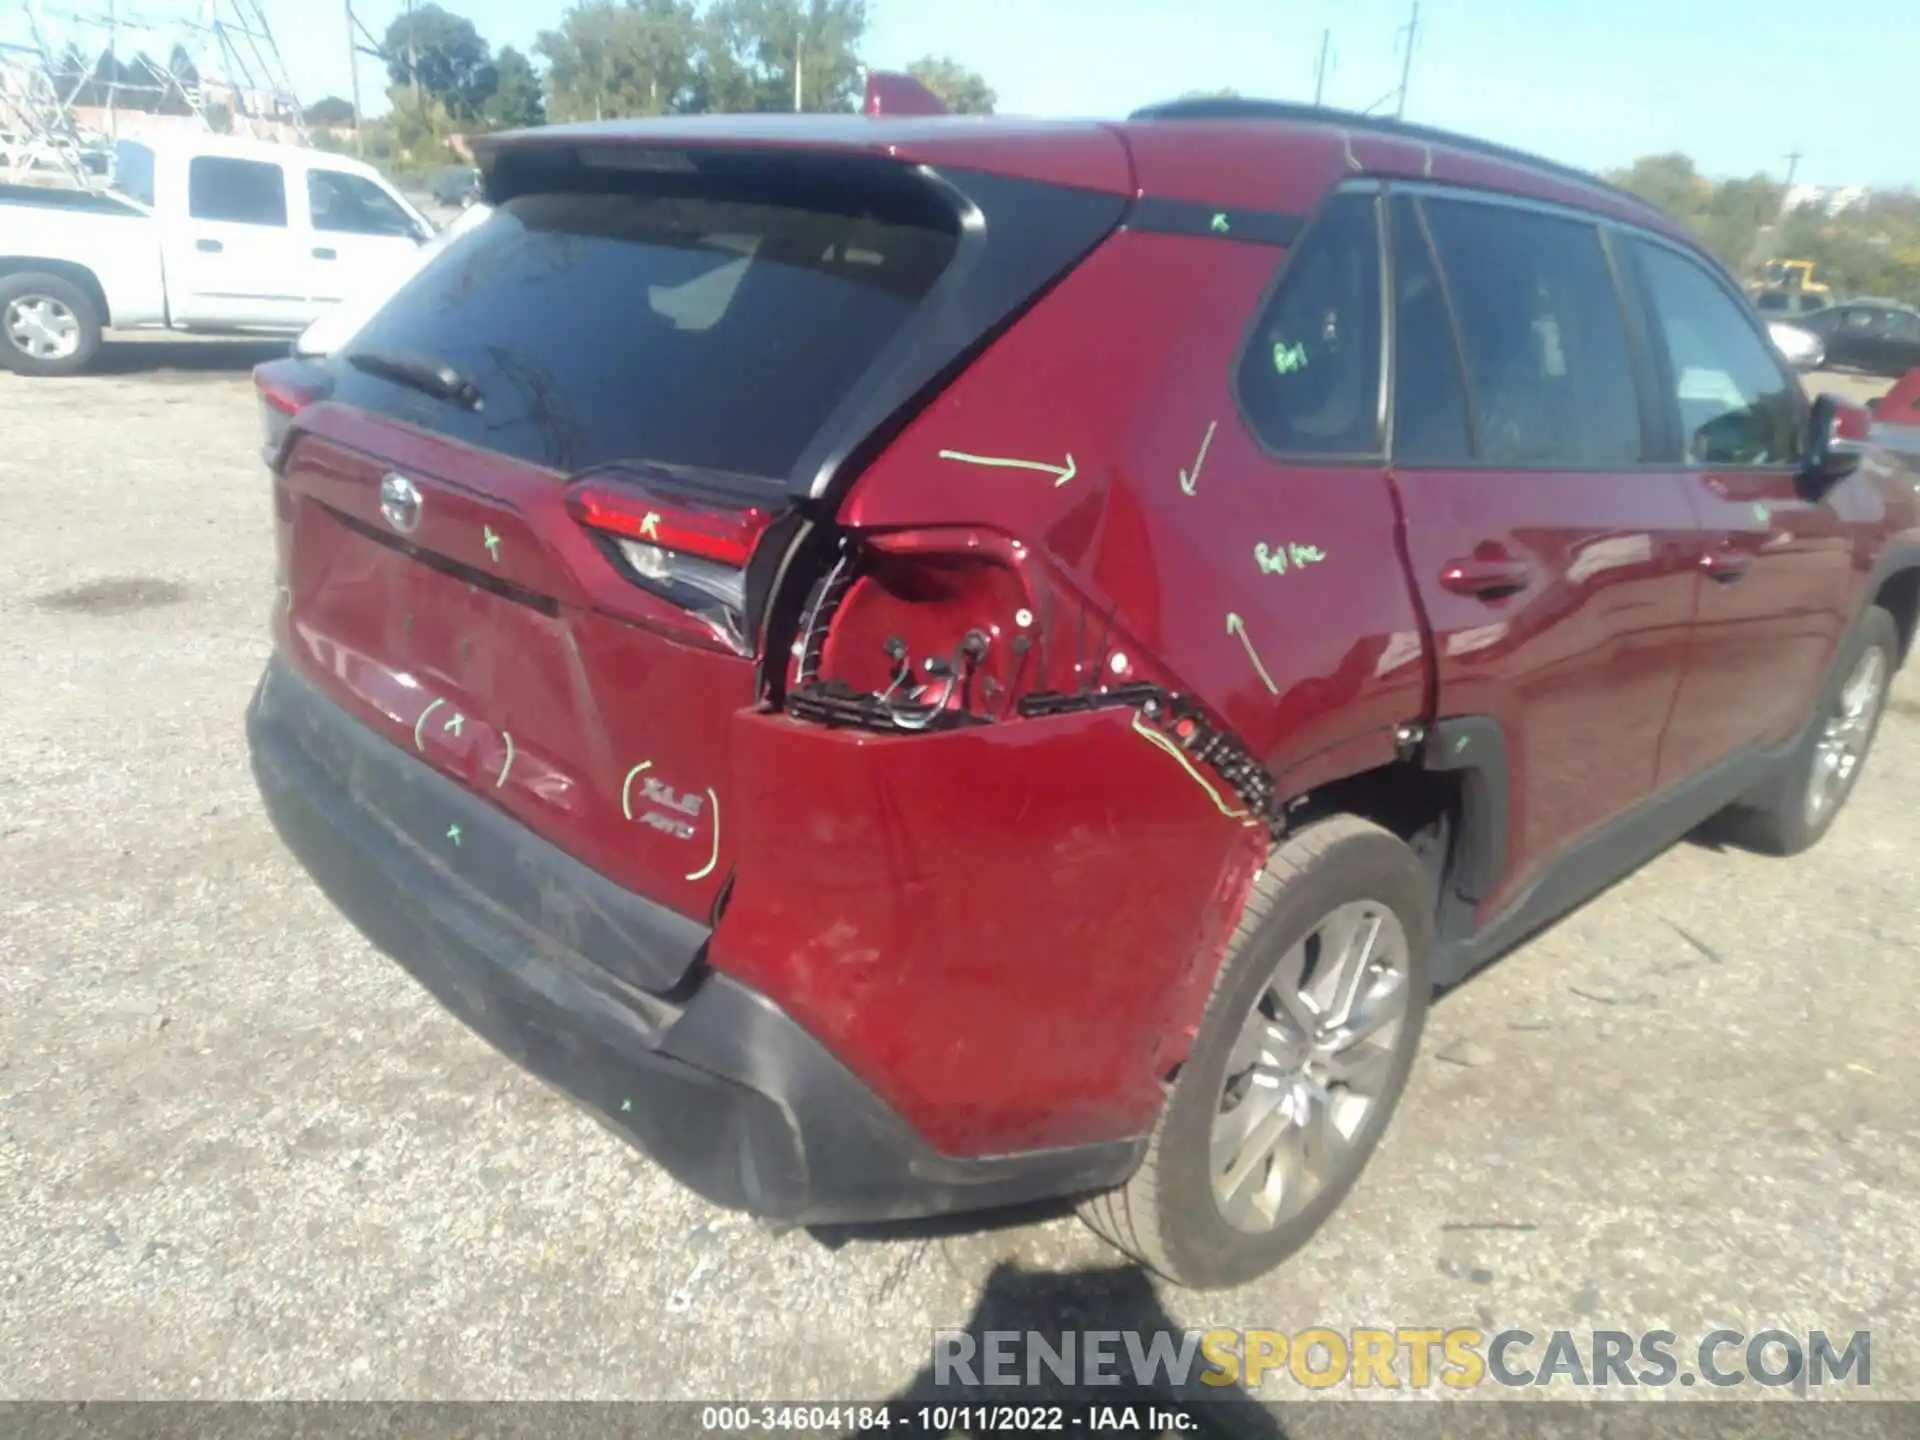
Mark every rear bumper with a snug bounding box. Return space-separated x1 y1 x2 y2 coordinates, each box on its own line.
246 657 1141 1225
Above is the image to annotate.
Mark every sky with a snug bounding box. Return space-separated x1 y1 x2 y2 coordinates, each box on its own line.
13 0 1918 188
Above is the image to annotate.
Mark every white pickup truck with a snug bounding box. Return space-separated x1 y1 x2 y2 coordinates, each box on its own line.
1 131 434 375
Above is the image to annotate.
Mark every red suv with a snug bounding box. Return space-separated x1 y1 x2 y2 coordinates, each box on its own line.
248 94 1920 1289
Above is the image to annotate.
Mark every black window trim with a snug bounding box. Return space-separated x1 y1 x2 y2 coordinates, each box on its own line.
1381 188 1479 465
1380 179 1686 475
1616 228 1811 474
1228 178 1392 468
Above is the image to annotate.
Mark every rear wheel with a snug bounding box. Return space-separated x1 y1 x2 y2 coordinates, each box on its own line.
1726 606 1897 856
0 272 103 376
1081 816 1433 1289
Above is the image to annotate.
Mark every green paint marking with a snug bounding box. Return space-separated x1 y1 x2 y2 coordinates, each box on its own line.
620 1098 633 1113
1179 421 1217 497
495 730 515 789
1225 612 1280 695
412 698 445 753
1454 734 1471 754
1255 541 1328 576
1272 340 1309 374
483 525 501 562
1752 502 1770 525
1210 212 1231 234
446 823 462 846
937 448 1077 487
685 788 721 882
443 711 465 738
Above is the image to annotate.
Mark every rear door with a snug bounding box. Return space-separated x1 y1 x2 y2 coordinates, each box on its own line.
1385 190 1701 917
300 165 429 313
1624 236 1853 780
275 168 969 921
163 153 311 328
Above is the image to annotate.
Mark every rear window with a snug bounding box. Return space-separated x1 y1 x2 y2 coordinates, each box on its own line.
331 184 960 480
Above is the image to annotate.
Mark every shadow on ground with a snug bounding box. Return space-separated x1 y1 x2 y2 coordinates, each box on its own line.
92 338 288 375
861 1259 1289 1438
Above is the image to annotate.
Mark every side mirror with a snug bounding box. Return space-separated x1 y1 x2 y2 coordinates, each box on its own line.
1802 392 1871 494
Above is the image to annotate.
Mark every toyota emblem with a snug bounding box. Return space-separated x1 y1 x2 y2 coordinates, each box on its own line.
379 473 423 536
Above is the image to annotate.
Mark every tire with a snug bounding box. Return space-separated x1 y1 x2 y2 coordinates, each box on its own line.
0 272 104 376
1080 815 1434 1290
1725 606 1898 857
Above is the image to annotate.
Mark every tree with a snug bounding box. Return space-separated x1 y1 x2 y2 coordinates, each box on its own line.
537 0 700 121
1608 152 1920 304
905 55 994 114
699 0 869 113
485 46 546 128
382 3 497 122
304 95 358 127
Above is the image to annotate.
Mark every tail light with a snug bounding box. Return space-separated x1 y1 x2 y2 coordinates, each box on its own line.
565 466 780 654
784 526 1284 827
252 357 330 465
785 529 1160 731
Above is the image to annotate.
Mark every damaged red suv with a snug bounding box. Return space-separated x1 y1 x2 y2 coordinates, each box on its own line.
248 90 1920 1288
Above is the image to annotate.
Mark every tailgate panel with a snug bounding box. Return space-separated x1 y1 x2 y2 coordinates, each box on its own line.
278 429 752 929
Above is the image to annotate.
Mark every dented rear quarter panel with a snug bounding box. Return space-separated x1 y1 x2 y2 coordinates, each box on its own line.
717 227 1429 1155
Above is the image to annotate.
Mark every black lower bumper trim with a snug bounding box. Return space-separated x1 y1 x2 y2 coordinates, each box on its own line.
247 657 1143 1225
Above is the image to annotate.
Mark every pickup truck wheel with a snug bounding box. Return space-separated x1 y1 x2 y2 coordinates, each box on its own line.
1080 815 1433 1290
1727 606 1897 856
0 273 102 376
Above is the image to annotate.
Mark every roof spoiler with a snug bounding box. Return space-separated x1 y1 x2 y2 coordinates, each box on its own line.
861 70 950 117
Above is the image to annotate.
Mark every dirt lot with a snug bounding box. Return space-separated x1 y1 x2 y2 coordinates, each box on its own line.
2 344 1917 1407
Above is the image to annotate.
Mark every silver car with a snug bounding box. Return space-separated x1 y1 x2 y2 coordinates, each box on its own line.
1769 320 1825 372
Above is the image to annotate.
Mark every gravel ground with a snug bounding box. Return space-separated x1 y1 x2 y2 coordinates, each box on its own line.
1 345 1916 1410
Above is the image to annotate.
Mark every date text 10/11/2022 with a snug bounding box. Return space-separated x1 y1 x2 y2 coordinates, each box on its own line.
699 1406 1197 1433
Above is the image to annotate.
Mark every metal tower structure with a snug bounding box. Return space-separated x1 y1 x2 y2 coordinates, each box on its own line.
1 0 306 187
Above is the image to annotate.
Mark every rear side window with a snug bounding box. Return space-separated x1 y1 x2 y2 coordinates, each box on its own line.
1631 241 1802 467
1389 195 1472 465
188 156 288 227
1421 198 1644 468
308 170 419 238
333 185 959 479
1236 191 1383 457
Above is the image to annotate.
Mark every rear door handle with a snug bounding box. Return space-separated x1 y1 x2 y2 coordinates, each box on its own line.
1440 552 1531 598
1700 544 1752 583
195 238 223 253
312 247 337 260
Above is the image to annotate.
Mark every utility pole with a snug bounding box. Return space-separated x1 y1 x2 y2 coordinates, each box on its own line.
344 0 364 154
1394 0 1419 120
1312 28 1331 107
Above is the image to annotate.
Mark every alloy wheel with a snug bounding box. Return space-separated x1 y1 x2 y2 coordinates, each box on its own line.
1804 645 1888 828
1210 900 1411 1234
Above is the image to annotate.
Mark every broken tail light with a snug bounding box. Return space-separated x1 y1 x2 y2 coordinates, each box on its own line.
782 527 1285 828
565 467 780 655
785 529 1154 730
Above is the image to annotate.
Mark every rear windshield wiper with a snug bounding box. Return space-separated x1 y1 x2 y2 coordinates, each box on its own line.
346 349 484 411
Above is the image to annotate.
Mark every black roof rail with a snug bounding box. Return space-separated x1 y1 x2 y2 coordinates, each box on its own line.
1126 96 1672 224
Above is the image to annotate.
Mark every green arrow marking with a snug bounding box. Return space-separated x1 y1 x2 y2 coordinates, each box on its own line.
620 1098 633 1113
446 823 462 846
1226 612 1280 695
483 525 501 562
1210 212 1231 234
1179 421 1217 497
937 449 1077 487
443 712 465 738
